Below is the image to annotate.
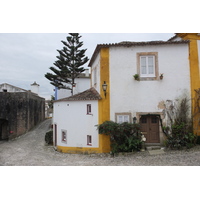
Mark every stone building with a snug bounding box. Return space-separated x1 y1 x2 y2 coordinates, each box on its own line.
0 83 45 140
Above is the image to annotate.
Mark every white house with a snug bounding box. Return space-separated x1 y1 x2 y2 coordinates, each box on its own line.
53 88 101 153
53 34 200 154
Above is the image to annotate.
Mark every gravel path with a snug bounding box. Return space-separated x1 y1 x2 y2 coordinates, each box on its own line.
0 119 200 166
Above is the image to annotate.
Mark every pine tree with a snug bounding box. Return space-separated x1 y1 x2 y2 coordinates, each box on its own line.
45 33 89 95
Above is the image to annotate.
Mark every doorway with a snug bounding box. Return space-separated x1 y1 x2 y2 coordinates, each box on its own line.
0 119 9 140
54 124 57 148
140 115 160 143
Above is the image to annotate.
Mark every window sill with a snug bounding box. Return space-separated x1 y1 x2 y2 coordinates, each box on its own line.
87 144 92 146
139 77 158 81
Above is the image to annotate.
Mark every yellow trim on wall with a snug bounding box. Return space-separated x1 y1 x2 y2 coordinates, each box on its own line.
177 33 200 135
57 146 102 154
189 40 200 108
98 47 111 153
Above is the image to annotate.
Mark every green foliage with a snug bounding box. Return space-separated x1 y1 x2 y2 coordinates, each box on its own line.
45 33 89 95
45 130 53 145
98 121 119 135
97 121 142 154
166 121 196 149
133 74 140 81
164 97 197 149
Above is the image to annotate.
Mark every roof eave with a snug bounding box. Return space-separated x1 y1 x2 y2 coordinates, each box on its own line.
88 40 189 67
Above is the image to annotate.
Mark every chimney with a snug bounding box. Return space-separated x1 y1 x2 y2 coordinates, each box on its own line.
31 81 40 95
72 83 78 95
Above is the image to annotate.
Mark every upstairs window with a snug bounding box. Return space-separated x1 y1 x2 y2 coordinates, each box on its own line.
140 56 155 77
94 68 97 84
87 104 92 115
137 52 158 80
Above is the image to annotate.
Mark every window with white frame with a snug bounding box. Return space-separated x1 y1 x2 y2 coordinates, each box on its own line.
137 52 158 80
87 135 92 145
115 113 131 124
87 104 92 115
140 55 155 77
62 130 67 143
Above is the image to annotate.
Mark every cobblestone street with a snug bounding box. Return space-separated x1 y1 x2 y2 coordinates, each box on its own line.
1 119 200 166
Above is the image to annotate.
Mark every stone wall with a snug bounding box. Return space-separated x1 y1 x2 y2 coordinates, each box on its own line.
0 92 45 140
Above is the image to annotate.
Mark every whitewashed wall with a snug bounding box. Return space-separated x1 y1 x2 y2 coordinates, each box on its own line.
91 53 101 93
109 44 191 122
53 100 99 148
57 77 91 99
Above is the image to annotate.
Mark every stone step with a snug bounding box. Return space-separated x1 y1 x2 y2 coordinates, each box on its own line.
146 146 162 150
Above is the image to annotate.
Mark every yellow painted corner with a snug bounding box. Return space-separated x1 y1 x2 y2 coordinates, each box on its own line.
57 146 103 154
98 47 111 153
178 34 200 135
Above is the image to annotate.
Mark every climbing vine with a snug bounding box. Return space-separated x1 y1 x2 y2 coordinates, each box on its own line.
162 96 196 149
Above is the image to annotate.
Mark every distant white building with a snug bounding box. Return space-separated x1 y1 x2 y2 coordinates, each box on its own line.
0 83 27 93
0 82 40 95
56 69 91 100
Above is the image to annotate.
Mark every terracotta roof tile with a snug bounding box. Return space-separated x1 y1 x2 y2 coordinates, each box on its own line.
55 87 101 102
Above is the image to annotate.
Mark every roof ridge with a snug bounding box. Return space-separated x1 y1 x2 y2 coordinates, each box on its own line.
0 83 28 92
55 87 101 102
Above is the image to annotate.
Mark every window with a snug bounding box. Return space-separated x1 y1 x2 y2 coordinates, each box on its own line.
93 67 97 85
141 116 147 124
62 130 67 143
151 116 158 123
140 56 155 77
87 104 92 115
87 135 92 145
137 52 158 80
115 113 131 123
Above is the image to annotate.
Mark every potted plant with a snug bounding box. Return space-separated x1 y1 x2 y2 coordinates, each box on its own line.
133 74 140 81
160 73 164 80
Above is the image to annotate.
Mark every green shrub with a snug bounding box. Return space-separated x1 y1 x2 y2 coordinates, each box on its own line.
45 130 53 145
166 123 197 149
164 97 197 150
97 121 142 154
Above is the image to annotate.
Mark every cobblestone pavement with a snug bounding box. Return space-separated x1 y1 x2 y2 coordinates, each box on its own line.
0 119 200 166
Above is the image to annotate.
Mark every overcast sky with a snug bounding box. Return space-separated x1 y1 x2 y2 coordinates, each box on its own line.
0 33 175 99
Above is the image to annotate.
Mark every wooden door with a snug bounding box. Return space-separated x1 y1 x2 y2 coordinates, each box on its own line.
140 115 160 143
